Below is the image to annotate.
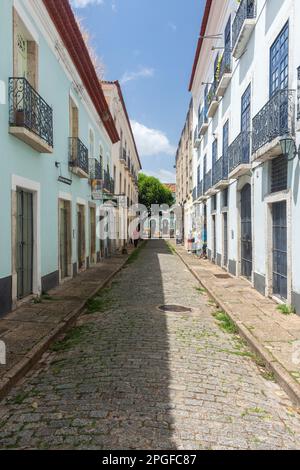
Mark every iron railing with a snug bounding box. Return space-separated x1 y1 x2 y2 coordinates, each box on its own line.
217 50 232 82
199 108 208 131
120 148 126 162
69 138 89 175
207 82 217 109
9 77 53 147
232 0 257 50
103 170 115 194
252 89 295 154
228 131 251 173
213 155 229 185
89 158 103 180
204 169 212 194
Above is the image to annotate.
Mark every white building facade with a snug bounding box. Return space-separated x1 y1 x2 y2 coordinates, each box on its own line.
182 0 300 313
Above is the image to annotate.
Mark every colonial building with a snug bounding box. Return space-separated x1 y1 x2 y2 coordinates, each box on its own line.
175 99 194 247
177 0 300 313
101 81 141 251
0 0 124 315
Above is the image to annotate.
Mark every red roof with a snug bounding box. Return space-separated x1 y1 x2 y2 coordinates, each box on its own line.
164 183 176 193
43 0 119 144
188 0 213 92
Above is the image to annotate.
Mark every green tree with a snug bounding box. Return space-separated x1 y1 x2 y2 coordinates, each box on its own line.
138 173 175 210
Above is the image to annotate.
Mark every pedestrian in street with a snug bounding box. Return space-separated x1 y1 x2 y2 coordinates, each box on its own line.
133 227 140 248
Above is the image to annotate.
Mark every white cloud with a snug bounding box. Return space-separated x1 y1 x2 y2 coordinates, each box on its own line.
120 67 154 85
131 120 176 157
71 0 103 8
144 169 176 183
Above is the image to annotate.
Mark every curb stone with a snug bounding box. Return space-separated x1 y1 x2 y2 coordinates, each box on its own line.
173 244 300 408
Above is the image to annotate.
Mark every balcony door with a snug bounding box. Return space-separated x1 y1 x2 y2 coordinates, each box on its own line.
240 183 252 280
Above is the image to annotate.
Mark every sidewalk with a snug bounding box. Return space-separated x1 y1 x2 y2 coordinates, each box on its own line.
0 247 134 400
172 241 300 406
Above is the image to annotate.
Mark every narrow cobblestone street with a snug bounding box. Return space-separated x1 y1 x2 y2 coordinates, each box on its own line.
0 240 300 450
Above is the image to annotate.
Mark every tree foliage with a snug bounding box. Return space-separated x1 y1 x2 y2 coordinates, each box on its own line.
138 173 175 210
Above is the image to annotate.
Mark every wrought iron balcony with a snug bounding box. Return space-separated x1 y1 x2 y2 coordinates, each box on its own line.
103 170 115 194
89 158 103 181
120 148 127 164
207 83 219 118
228 131 251 178
232 0 256 59
198 109 209 136
69 137 89 178
252 89 295 162
212 156 229 189
215 50 232 97
8 77 53 153
204 169 212 194
194 126 201 148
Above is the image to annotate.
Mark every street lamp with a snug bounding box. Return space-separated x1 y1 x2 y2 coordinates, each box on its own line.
280 137 300 161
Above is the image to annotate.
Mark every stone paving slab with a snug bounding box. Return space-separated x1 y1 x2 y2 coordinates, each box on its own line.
0 248 134 400
172 242 300 406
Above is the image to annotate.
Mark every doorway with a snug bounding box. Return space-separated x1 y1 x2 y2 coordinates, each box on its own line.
240 183 252 279
17 189 33 299
272 201 287 300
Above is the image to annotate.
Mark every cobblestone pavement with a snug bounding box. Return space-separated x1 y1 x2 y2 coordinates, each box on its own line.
0 240 300 450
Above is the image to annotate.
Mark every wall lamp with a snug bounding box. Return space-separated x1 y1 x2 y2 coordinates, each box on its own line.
280 137 300 162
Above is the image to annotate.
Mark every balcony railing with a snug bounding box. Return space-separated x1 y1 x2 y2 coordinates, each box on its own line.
204 169 212 194
252 89 295 154
212 156 228 186
218 50 231 82
198 109 208 134
120 148 127 163
89 158 103 180
9 77 53 149
103 170 115 194
228 131 251 173
207 83 218 112
232 0 257 51
69 138 89 176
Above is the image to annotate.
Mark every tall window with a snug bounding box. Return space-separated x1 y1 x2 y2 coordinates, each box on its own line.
241 84 251 132
212 138 218 165
223 120 229 177
270 22 289 96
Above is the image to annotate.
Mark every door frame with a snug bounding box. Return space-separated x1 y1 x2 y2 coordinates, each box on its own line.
11 175 41 308
58 194 72 283
76 198 87 271
265 190 292 304
236 175 253 283
89 202 96 265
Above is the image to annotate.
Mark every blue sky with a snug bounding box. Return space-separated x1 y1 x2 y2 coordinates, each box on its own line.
71 0 205 182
